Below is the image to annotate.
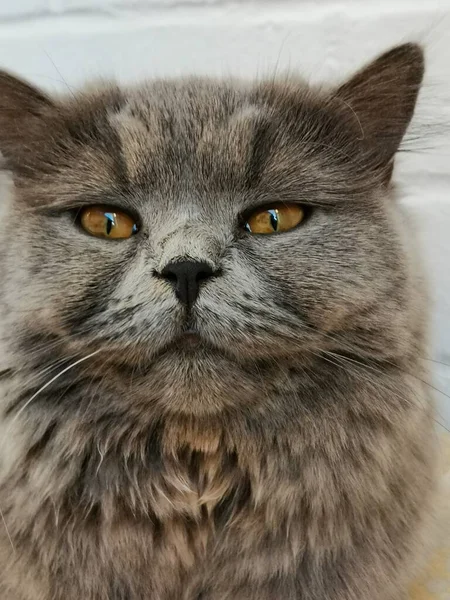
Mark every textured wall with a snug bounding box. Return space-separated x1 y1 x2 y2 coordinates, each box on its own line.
0 0 449 423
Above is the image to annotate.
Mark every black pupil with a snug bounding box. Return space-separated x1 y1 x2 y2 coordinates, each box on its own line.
269 209 278 231
105 213 115 235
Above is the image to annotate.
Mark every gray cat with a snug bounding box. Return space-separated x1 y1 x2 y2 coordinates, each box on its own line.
0 43 438 599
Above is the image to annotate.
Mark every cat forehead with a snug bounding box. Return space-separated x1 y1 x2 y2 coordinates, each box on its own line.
108 81 269 189
17 78 362 209
94 79 354 201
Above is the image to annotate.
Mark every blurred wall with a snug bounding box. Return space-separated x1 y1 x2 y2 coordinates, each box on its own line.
0 0 449 423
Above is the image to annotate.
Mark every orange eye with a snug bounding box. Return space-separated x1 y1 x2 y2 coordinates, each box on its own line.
80 206 138 240
244 203 304 234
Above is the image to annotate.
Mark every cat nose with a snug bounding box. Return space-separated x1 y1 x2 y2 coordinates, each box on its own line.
159 260 217 307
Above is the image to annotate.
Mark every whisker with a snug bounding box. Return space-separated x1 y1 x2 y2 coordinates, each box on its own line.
324 349 450 406
421 357 450 368
204 305 450 424
41 49 76 100
0 506 15 554
322 350 450 433
9 350 101 424
294 320 450 412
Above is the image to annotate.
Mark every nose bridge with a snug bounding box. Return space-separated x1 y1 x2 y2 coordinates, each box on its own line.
156 223 223 272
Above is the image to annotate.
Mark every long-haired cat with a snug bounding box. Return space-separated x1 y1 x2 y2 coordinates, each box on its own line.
0 43 438 600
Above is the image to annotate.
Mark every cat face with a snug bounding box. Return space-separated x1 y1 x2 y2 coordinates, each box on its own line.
0 45 424 414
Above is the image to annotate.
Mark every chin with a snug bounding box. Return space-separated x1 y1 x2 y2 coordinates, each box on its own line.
129 341 262 415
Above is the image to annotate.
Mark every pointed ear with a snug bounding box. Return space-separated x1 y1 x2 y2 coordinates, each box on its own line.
336 43 424 170
0 71 56 173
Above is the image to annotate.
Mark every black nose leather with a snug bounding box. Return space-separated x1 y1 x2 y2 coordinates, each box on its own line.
160 260 216 307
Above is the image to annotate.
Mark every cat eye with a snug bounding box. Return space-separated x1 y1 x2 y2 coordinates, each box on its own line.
244 203 305 235
79 206 138 240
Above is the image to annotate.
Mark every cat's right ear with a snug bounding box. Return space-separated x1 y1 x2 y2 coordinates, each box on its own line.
0 71 56 173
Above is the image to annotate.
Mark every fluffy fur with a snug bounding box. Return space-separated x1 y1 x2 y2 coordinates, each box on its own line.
0 43 437 599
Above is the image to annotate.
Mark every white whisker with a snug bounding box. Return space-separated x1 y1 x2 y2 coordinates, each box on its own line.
0 506 15 554
10 350 101 424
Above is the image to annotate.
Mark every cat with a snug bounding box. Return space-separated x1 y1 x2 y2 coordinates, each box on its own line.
0 42 438 600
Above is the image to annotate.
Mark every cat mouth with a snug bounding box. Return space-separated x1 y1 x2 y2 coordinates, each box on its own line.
176 329 203 347
167 319 205 349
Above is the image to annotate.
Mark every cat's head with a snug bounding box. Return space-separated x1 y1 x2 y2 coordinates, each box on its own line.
0 44 425 415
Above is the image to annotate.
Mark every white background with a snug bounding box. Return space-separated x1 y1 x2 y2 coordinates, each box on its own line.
0 0 449 426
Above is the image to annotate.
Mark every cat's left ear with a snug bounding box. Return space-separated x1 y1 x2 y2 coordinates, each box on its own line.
0 71 57 174
335 43 424 173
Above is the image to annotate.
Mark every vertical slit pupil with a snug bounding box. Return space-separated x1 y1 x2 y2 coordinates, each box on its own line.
269 209 278 231
105 213 115 235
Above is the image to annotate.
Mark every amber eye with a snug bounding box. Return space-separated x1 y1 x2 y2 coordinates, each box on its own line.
80 206 138 240
244 203 305 235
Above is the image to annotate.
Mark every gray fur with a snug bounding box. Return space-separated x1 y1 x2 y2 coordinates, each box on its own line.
0 43 437 599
